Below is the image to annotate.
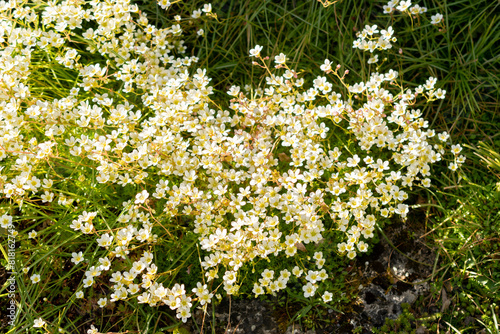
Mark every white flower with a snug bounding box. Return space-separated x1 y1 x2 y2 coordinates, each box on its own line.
31 274 41 283
357 241 368 252
99 257 111 271
313 251 323 261
396 0 412 12
202 3 212 13
41 191 54 203
83 277 94 288
96 233 113 248
305 270 319 283
380 26 394 39
97 297 107 308
438 132 450 142
135 190 149 204
396 203 409 217
435 88 446 99
33 318 45 328
367 55 379 64
430 13 443 25
87 325 99 334
0 214 13 228
71 251 84 265
252 283 263 296
322 291 333 303
363 24 379 35
191 9 202 19
292 266 303 277
422 178 431 187
302 282 316 298
76 290 84 299
320 59 332 72
383 5 395 14
249 45 263 57
451 144 462 155
274 53 287 64
227 85 240 96
81 223 93 234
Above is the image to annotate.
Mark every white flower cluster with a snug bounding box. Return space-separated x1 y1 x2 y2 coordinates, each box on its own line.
226 51 464 270
252 251 329 298
352 25 396 64
383 0 427 14
383 0 444 26
0 0 463 327
0 0 215 323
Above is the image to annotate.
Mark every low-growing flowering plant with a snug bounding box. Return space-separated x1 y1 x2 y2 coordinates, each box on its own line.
0 0 463 330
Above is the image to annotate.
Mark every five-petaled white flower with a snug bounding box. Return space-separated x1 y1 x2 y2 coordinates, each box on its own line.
274 53 287 64
71 251 85 265
33 318 45 328
249 45 263 57
431 13 443 25
31 274 41 284
135 190 149 204
322 291 333 303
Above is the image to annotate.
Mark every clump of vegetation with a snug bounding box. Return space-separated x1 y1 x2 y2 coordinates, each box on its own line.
0 0 498 333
